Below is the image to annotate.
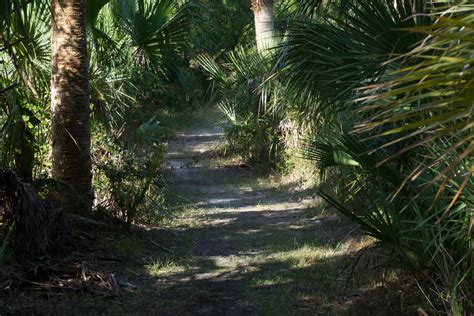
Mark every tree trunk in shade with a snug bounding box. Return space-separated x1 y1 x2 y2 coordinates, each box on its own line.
252 0 275 53
51 0 93 213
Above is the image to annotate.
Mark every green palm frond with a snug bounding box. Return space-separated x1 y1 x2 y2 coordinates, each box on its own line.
198 45 286 166
355 3 474 197
0 0 30 34
88 49 135 130
0 0 49 171
86 0 111 27
302 133 361 168
317 190 405 249
196 53 233 93
198 46 277 115
217 100 238 125
11 1 50 94
283 0 429 113
113 0 192 75
1 0 50 97
302 128 402 186
86 0 120 57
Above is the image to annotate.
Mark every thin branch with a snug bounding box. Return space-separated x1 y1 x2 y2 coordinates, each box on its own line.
0 82 19 94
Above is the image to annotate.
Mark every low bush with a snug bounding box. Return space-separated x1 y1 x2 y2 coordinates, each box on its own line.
93 117 167 226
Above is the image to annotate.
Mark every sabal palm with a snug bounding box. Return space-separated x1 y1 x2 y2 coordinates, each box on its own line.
1 0 192 181
252 0 275 53
51 0 93 213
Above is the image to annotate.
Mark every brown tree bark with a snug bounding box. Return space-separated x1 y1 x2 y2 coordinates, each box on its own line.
51 0 93 213
251 0 275 53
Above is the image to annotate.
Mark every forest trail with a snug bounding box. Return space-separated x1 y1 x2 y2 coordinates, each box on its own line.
119 108 365 315
4 109 374 315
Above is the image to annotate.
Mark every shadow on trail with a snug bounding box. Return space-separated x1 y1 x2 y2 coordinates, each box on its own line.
121 224 383 315
115 109 382 315
166 176 317 211
143 255 354 315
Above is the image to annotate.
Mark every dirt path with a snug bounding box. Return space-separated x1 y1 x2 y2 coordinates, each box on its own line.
2 111 403 315
119 109 367 315
5 110 375 315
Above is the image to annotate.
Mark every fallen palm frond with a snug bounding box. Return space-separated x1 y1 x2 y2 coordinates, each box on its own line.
0 256 127 299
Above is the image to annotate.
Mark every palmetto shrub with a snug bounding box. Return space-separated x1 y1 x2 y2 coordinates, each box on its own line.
198 47 288 169
285 0 473 313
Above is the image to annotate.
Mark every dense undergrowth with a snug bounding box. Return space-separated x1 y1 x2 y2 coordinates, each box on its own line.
0 0 223 225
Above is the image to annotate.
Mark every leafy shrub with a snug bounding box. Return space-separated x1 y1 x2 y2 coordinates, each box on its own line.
289 1 473 312
93 118 167 225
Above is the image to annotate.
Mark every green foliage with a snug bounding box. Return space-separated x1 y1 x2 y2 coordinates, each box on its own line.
1 0 471 312
112 0 192 75
285 1 473 312
189 0 253 56
1 0 195 224
93 116 167 225
284 0 430 113
199 47 288 169
0 0 50 177
86 0 202 225
289 0 355 17
303 130 472 312
355 3 474 197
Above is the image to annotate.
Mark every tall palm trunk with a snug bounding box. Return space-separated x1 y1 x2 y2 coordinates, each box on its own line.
252 0 275 53
51 0 93 213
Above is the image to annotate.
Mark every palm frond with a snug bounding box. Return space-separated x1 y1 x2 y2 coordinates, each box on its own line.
302 128 402 186
283 0 429 113
114 0 192 75
355 3 474 196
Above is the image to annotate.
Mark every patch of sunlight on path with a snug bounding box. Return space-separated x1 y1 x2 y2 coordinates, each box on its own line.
140 107 366 315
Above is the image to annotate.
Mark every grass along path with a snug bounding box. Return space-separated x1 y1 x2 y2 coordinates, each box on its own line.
3 109 418 315
113 108 385 315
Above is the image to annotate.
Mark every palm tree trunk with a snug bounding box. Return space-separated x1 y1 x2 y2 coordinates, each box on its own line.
51 0 93 213
252 0 275 53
